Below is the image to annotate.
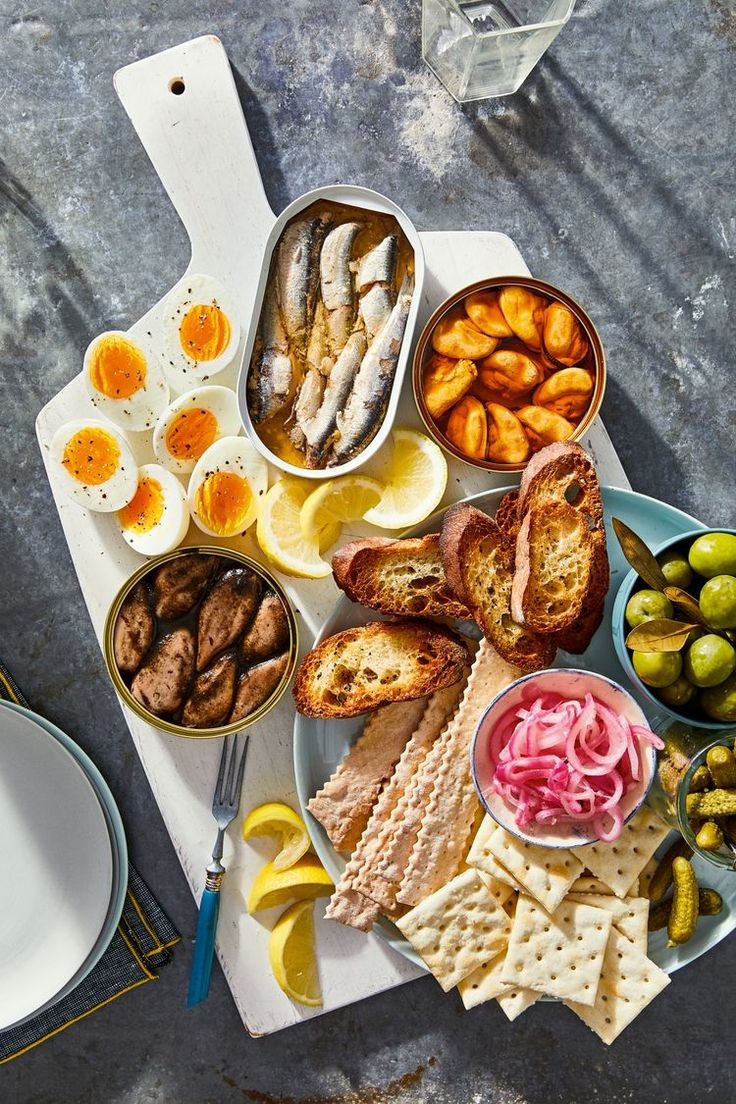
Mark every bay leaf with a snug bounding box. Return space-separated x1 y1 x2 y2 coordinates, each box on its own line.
625 618 699 652
612 518 669 591
663 586 710 627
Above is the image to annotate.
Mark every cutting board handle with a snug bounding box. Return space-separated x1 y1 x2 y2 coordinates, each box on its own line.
114 35 276 276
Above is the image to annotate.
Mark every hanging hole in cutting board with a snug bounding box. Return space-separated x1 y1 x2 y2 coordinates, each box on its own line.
169 77 185 95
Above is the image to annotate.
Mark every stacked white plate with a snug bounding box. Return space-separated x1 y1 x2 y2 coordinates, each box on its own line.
0 701 127 1031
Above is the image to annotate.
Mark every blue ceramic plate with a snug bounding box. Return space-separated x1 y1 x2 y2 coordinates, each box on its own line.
0 701 127 1027
293 486 736 977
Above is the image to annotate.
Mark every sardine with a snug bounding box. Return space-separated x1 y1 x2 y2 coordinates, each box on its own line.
289 367 324 450
248 285 294 424
277 213 332 360
301 331 367 468
331 278 413 466
356 234 397 293
320 221 362 354
356 233 398 340
360 282 395 341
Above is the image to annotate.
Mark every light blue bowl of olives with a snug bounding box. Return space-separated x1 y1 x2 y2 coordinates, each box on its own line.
613 528 736 731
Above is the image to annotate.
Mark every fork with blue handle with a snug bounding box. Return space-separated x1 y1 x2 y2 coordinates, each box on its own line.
187 732 249 1008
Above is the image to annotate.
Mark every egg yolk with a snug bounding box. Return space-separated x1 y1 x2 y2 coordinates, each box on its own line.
62 427 121 485
179 302 231 362
118 477 165 533
89 334 147 399
165 407 219 461
194 470 252 534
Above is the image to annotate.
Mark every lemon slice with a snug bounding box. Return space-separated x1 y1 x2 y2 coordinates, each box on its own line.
256 478 336 578
247 855 334 913
362 428 448 530
269 900 322 1007
299 476 384 540
242 802 312 872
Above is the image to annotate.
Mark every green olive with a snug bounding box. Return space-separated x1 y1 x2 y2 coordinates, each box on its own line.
658 675 697 709
689 533 736 579
633 650 683 688
701 674 736 723
699 575 736 630
625 589 674 628
658 549 694 589
683 634 736 688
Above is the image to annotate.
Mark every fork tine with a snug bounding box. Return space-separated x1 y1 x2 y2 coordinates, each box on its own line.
213 735 231 808
228 733 250 808
223 734 238 806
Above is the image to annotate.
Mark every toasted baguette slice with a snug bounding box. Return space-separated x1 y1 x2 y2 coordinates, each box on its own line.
440 504 555 672
510 503 594 633
293 620 469 718
551 538 610 653
494 489 521 541
332 536 470 621
517 441 604 535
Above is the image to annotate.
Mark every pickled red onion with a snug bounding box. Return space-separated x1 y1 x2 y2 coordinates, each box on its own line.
490 692 663 842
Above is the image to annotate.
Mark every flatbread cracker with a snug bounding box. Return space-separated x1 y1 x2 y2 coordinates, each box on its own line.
396 869 511 992
487 827 584 914
570 876 615 896
476 871 516 910
398 643 522 907
567 893 650 954
576 807 670 899
327 680 467 928
458 949 512 1009
467 817 524 891
502 894 612 1006
564 927 670 1044
496 987 541 1021
307 697 427 851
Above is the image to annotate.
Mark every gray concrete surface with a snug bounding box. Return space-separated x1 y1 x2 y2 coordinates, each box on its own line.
1 1 734 1100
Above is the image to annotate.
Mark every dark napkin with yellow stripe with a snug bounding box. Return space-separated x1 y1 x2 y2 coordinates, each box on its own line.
0 662 180 1064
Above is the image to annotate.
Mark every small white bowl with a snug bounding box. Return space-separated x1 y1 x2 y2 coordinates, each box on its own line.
471 668 657 849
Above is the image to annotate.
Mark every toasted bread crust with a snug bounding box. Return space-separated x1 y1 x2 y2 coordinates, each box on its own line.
517 441 604 534
440 504 555 671
494 489 521 541
293 620 469 718
332 535 470 620
551 538 610 653
511 503 594 633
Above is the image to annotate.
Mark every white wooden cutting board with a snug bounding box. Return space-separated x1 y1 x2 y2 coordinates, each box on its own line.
35 35 629 1035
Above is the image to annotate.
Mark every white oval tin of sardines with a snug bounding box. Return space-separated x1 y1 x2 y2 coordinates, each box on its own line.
237 184 425 480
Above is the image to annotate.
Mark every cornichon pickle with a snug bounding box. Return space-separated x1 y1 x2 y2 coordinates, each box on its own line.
706 746 736 789
647 837 693 901
667 857 699 947
695 820 724 851
689 764 712 792
686 789 736 818
648 887 723 931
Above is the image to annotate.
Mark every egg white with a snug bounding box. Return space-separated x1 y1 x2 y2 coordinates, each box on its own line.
117 463 190 557
152 386 242 475
161 274 240 393
187 436 268 537
83 330 169 432
50 418 138 512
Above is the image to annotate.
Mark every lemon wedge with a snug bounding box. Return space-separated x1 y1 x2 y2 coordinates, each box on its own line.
242 802 312 872
269 900 322 1007
299 476 383 540
362 428 448 530
247 855 334 913
256 478 337 578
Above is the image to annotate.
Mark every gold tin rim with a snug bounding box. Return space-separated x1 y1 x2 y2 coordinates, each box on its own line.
103 545 299 740
412 276 607 473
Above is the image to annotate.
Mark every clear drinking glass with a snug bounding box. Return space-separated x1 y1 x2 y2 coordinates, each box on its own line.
422 0 576 102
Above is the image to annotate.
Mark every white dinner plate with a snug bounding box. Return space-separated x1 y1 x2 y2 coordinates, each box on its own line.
0 707 114 1029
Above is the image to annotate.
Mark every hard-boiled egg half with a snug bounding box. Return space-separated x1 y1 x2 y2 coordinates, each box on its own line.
83 330 169 431
161 274 240 393
188 437 267 538
117 464 189 556
50 419 138 511
152 386 242 475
